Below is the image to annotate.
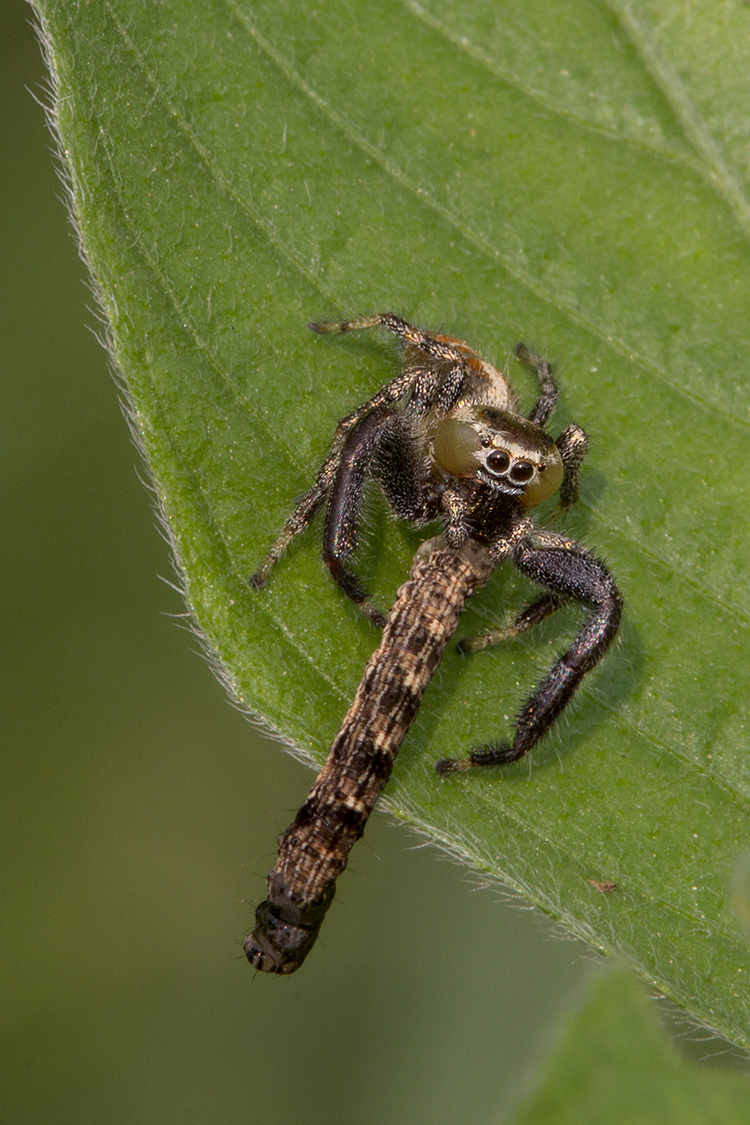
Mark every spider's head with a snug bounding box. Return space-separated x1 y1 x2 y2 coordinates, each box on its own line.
431 405 563 507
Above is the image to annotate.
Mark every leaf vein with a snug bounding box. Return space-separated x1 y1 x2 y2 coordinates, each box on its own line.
228 1 750 431
604 0 750 239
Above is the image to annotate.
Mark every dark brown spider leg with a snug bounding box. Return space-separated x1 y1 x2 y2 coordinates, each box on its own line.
249 475 328 590
375 417 441 524
249 370 422 590
457 593 566 653
323 407 398 626
245 542 493 973
310 316 467 415
514 343 589 512
516 343 558 428
331 368 426 439
309 313 467 366
555 423 589 512
435 362 467 411
436 541 621 773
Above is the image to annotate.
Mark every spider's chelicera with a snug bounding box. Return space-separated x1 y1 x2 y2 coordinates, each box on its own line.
245 314 622 974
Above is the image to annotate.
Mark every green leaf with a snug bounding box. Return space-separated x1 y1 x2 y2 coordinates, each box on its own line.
33 0 750 1045
505 966 750 1124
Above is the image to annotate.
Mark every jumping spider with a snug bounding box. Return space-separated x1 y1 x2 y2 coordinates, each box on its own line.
245 314 622 974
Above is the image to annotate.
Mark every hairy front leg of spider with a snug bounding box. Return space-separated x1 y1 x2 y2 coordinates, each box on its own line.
309 312 470 367
245 545 489 973
248 366 423 591
515 342 559 429
322 407 401 626
376 415 442 524
457 593 565 653
437 539 622 774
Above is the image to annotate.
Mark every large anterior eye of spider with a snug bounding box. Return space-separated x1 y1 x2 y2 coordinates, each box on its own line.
509 460 534 483
486 449 510 474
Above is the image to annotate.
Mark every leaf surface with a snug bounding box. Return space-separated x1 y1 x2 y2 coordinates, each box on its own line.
34 0 750 1045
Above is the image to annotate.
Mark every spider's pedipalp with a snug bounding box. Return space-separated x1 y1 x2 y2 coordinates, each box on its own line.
555 423 589 512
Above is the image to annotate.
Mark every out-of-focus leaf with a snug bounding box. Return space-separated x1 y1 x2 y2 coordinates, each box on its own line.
505 967 750 1124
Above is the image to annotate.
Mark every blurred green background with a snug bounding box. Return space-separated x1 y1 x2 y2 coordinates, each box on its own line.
1 3 739 1122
